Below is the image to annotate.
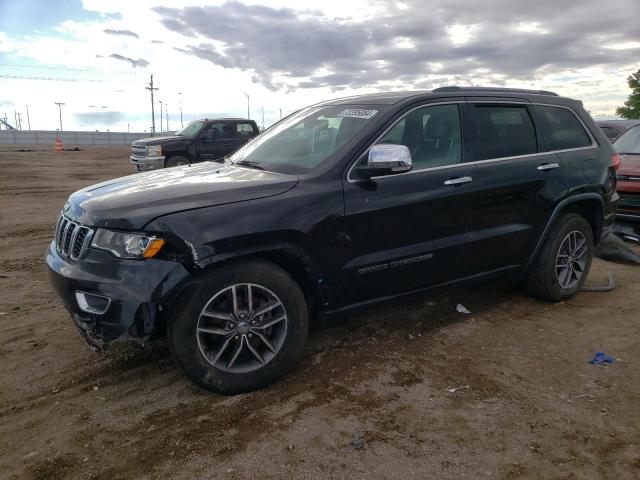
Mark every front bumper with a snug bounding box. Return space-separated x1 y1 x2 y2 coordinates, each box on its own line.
129 155 165 172
45 241 191 348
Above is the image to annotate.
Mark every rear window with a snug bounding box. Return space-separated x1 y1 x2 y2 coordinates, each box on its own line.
533 105 592 151
474 105 537 160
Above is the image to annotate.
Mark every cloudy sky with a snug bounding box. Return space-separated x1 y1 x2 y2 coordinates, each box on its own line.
0 0 638 132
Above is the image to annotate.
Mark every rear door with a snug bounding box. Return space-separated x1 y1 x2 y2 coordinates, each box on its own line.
466 101 565 273
234 121 258 149
530 104 597 197
341 102 479 302
196 122 231 161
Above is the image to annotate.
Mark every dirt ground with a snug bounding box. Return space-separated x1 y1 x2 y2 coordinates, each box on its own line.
1 146 639 480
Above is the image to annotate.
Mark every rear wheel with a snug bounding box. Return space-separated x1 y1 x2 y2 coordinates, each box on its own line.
168 259 309 394
524 213 594 301
164 156 189 168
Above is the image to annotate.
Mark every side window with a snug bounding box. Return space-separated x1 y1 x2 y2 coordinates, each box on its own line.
533 105 592 151
377 104 462 170
236 123 254 138
203 123 225 140
474 105 537 160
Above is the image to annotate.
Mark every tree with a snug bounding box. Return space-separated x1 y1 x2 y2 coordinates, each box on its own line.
616 68 640 119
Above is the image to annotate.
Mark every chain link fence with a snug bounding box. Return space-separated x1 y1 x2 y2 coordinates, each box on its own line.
0 130 152 146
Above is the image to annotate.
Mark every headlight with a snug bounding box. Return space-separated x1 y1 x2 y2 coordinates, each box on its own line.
91 229 165 259
147 145 162 157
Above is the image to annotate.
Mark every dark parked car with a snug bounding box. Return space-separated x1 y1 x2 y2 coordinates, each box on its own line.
613 123 640 221
47 87 619 393
129 118 259 171
597 119 640 141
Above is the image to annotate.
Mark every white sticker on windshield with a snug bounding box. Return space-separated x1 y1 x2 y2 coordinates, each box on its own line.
337 108 378 119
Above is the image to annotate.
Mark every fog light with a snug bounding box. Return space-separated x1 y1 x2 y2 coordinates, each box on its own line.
75 291 111 315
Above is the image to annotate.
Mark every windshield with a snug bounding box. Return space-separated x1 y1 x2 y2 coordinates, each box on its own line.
614 124 640 154
229 105 383 174
175 120 205 137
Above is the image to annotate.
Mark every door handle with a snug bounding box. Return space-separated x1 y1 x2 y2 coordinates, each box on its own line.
537 162 560 171
444 176 473 186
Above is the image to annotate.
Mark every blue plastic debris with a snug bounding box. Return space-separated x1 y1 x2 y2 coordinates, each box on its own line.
589 352 614 365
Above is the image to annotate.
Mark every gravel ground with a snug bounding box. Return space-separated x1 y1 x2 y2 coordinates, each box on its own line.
0 146 639 480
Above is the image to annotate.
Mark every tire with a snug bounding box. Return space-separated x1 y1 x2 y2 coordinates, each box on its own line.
164 156 189 168
524 213 594 302
168 259 309 394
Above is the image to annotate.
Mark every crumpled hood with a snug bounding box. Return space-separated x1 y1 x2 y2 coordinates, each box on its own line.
619 154 640 175
65 162 298 229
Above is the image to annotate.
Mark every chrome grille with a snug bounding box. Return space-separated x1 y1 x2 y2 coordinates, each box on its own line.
54 215 94 260
131 144 146 157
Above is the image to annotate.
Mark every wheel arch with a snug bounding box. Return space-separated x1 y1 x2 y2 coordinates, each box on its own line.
194 243 329 320
165 152 192 164
527 193 604 268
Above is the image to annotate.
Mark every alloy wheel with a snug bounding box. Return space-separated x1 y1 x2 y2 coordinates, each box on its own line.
196 283 288 373
555 230 588 289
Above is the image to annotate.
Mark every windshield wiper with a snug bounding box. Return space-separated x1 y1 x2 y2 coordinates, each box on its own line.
235 160 265 170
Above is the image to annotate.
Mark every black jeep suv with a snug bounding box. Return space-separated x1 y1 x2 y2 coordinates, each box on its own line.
46 87 619 394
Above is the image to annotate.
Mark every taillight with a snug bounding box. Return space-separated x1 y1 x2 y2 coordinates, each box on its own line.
611 153 621 171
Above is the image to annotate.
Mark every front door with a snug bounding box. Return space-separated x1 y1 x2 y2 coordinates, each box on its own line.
341 102 479 302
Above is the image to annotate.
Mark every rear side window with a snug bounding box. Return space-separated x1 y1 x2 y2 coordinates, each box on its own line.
533 105 592 151
473 105 537 160
236 123 254 138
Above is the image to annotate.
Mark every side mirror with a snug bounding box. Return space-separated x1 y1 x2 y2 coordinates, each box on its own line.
356 144 412 179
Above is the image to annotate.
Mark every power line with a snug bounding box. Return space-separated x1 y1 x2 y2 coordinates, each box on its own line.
0 74 103 83
0 63 135 75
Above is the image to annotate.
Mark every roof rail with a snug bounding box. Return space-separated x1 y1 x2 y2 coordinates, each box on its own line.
432 86 559 96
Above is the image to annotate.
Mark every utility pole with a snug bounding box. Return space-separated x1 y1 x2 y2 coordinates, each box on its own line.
145 74 158 135
242 91 250 119
261 106 264 131
178 92 183 128
279 108 282 120
25 105 31 130
166 103 169 132
54 102 65 131
16 113 22 130
159 101 163 133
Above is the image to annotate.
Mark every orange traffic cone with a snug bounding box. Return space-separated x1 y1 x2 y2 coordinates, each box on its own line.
55 137 63 153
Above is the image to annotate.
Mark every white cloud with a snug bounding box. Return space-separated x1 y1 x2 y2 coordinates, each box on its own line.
1 0 638 131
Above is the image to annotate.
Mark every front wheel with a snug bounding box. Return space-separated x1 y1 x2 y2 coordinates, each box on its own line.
524 213 594 301
164 156 189 168
168 259 309 394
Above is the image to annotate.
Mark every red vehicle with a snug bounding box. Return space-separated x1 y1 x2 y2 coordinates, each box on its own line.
614 123 640 221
